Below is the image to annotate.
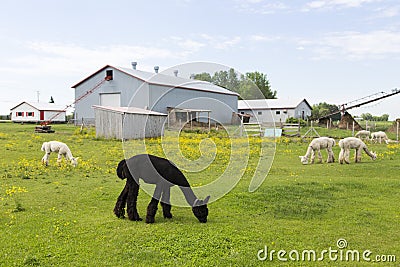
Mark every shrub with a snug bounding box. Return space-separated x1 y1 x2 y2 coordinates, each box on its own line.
286 117 306 127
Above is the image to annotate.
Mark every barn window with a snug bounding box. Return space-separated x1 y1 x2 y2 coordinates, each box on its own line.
26 112 34 117
16 112 24 117
106 70 113 80
276 111 281 115
257 111 262 115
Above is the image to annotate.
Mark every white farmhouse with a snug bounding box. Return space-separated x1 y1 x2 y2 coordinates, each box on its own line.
238 98 312 124
72 64 239 125
10 102 66 123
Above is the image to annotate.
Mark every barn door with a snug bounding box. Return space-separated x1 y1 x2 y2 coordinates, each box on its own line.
100 93 121 107
40 111 44 120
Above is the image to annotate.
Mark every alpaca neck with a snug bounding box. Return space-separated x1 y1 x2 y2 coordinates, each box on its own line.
303 146 313 159
179 186 198 207
363 147 375 158
65 150 74 161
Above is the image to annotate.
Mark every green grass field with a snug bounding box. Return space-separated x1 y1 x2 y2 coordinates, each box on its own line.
0 123 399 266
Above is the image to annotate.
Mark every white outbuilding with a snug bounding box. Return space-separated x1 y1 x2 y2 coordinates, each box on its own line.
10 102 66 123
92 105 167 140
238 98 312 124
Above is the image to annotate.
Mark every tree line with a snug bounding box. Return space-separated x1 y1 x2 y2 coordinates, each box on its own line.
311 102 389 121
194 69 277 100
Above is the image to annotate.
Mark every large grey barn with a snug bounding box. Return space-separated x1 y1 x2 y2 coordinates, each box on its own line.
72 64 238 125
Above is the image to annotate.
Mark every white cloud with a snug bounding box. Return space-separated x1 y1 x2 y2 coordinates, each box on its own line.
235 0 289 14
305 0 381 10
174 34 242 50
372 5 400 18
300 30 400 60
250 34 281 42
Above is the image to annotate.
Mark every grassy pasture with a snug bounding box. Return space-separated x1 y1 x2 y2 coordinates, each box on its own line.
0 123 399 266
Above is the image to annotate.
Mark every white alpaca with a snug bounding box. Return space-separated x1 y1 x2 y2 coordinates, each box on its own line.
41 141 79 167
355 130 370 140
371 131 389 144
338 137 376 164
299 137 336 164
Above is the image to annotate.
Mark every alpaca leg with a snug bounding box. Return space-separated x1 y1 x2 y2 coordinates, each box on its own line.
344 149 350 164
113 182 129 219
354 149 361 163
327 148 334 163
146 184 162 223
310 150 316 164
161 186 172 219
126 182 142 221
57 153 63 166
339 149 344 164
317 149 322 163
42 153 50 166
325 148 330 163
356 148 362 163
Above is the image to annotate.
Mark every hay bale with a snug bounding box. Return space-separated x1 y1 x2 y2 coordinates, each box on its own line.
337 112 363 131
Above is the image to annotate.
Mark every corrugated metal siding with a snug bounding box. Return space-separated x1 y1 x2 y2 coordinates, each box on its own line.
94 108 166 140
122 113 166 139
149 85 237 123
94 109 123 139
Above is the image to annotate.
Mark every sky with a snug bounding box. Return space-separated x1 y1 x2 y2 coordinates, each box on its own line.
1 0 399 119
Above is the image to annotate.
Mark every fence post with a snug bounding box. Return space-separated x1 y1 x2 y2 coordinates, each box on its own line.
397 121 399 142
352 121 355 136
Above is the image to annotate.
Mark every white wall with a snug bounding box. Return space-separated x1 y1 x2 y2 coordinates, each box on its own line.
11 103 65 122
11 103 39 122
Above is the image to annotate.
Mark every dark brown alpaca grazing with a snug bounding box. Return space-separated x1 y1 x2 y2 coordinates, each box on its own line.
114 154 210 223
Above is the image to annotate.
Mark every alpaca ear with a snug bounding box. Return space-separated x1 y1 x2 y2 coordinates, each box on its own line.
193 199 200 207
204 195 210 204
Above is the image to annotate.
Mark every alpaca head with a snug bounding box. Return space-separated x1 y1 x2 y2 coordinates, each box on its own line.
70 157 79 167
299 156 308 165
371 152 377 161
117 159 133 180
192 196 210 223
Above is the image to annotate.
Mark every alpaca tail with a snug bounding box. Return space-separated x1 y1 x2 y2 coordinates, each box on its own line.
363 147 376 160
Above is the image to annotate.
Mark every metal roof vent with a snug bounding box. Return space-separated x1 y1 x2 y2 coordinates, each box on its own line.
131 62 137 70
154 66 159 73
173 70 178 77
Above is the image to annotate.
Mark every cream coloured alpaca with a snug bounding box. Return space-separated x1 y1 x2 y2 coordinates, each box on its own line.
355 130 370 140
299 137 336 164
371 131 389 144
41 141 79 167
338 137 376 164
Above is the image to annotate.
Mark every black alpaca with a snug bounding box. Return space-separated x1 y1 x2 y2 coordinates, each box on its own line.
114 154 210 223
